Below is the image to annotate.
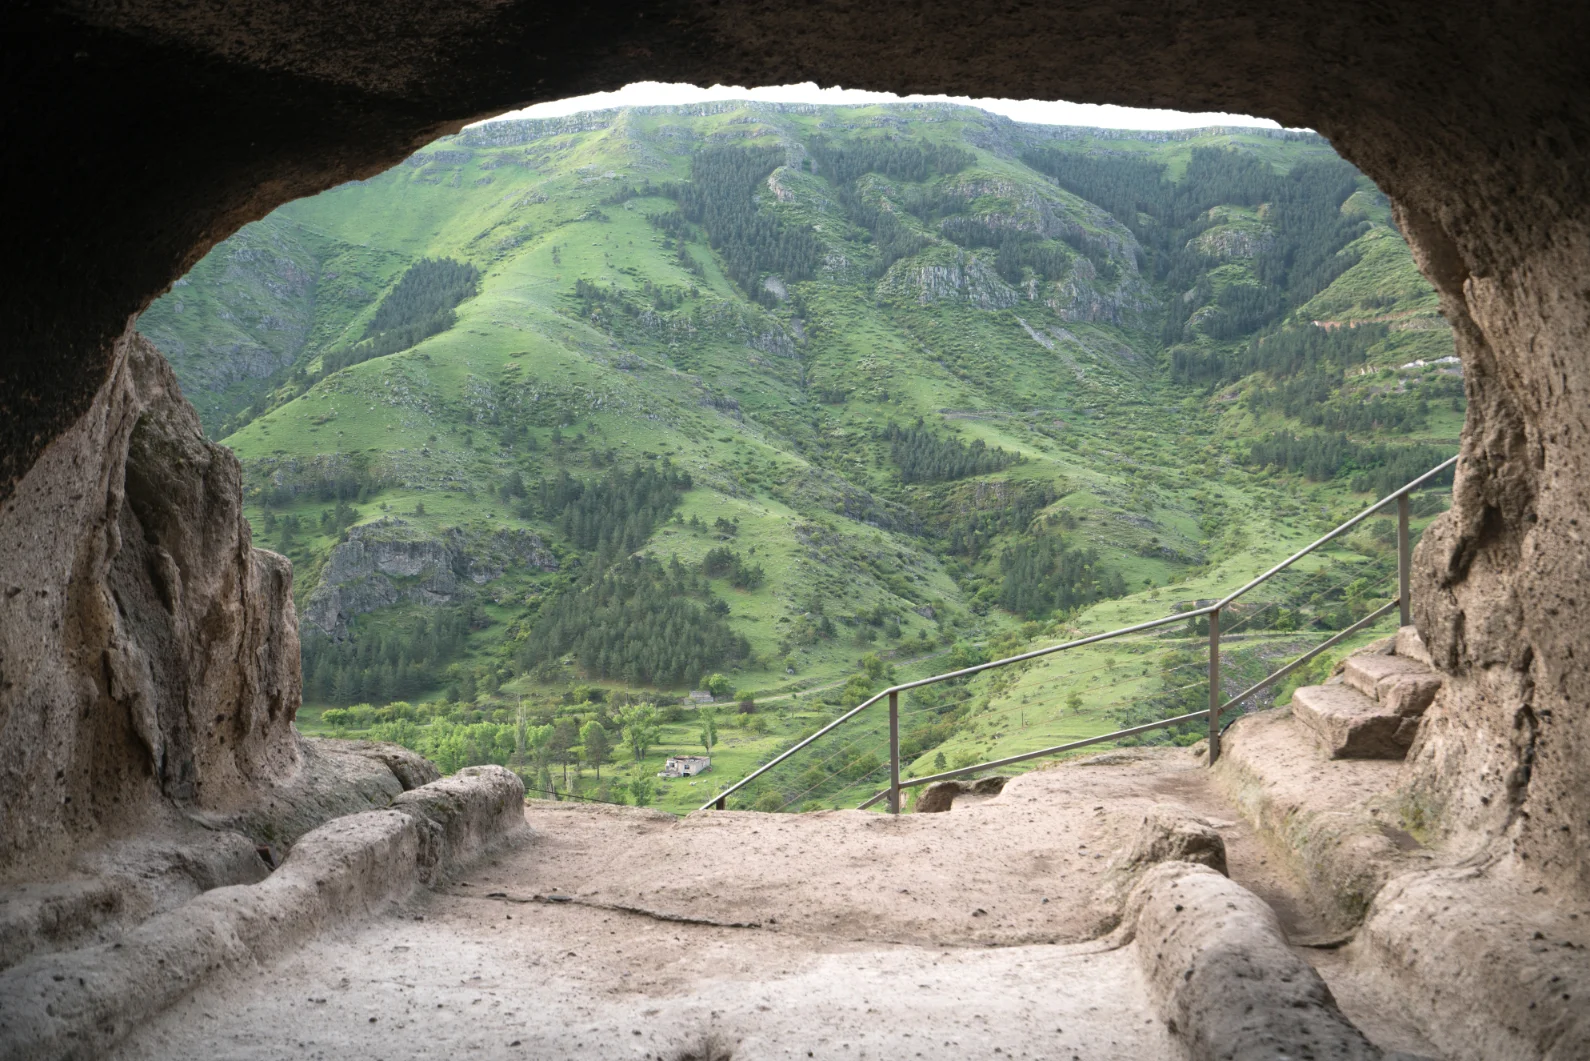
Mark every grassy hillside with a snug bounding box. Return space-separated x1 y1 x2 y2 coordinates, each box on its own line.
142 102 1458 813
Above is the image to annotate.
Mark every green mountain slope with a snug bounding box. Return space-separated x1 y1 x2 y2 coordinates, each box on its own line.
142 101 1458 812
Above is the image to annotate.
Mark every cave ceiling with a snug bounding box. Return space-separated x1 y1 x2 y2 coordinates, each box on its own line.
2 0 1585 501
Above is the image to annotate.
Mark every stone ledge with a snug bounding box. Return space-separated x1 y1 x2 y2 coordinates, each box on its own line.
0 768 527 1061
1123 861 1432 1061
1359 865 1590 1061
392 765 529 881
312 737 442 792
0 737 442 978
1215 709 1419 928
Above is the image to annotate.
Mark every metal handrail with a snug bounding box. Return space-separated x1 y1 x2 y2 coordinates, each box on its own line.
1212 456 1456 611
854 595 1406 809
701 455 1457 813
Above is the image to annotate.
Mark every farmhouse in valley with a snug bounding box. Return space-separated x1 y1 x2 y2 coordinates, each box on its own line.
662 755 711 778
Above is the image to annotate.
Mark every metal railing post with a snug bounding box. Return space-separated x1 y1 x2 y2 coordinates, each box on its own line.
1397 494 1412 627
714 796 726 810
1207 607 1222 764
888 690 901 814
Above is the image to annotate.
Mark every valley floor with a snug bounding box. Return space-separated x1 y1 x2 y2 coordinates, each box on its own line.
113 751 1437 1060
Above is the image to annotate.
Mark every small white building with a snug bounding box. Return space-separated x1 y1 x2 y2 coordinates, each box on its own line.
687 690 715 704
661 755 711 778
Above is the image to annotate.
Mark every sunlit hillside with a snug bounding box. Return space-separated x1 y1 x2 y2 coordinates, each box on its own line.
140 102 1459 812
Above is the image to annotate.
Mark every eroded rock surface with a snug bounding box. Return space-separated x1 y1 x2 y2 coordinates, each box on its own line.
912 774 1008 813
0 766 530 1061
0 331 301 877
0 335 445 977
1125 863 1401 1061
0 4 1587 1057
100 760 1432 1061
3 1 1586 913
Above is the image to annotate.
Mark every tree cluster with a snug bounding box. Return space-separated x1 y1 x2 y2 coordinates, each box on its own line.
1024 146 1368 342
941 482 1059 561
803 139 974 279
662 147 821 305
934 214 1118 286
1172 322 1387 387
323 257 480 373
884 419 1018 484
302 607 476 705
1245 430 1454 496
512 462 692 561
807 139 974 186
253 452 384 507
997 534 1127 619
572 276 689 319
702 546 766 589
516 554 750 687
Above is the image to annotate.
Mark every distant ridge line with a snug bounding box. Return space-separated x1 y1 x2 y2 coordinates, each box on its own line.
458 100 1322 149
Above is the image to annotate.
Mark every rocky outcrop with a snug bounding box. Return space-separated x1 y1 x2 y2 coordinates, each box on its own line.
913 775 1008 813
1400 200 1590 899
878 249 1021 309
0 331 301 877
135 218 319 395
1042 262 1157 328
0 333 455 979
302 517 555 637
1358 864 1590 1061
877 244 1153 327
1188 221 1275 260
1121 808 1228 876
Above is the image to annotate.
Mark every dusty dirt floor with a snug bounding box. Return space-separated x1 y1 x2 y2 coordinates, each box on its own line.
112 750 1439 1060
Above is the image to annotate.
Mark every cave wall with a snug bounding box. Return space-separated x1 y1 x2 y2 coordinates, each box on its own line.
0 330 300 876
1403 209 1590 894
1 0 1587 891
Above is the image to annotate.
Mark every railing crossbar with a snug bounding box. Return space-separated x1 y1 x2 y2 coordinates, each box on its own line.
1216 598 1402 715
858 707 1216 809
699 608 1215 811
1214 455 1455 611
861 596 1407 810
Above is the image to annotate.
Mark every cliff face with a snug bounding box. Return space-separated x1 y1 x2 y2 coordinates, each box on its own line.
302 517 556 638
0 330 301 875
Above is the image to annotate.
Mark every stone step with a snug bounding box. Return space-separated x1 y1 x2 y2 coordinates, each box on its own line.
1292 683 1420 759
1395 624 1433 666
1342 652 1440 710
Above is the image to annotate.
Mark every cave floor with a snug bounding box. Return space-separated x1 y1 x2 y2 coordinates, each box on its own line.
110 750 1438 1060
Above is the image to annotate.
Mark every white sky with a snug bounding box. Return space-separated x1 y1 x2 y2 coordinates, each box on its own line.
481 81 1284 132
